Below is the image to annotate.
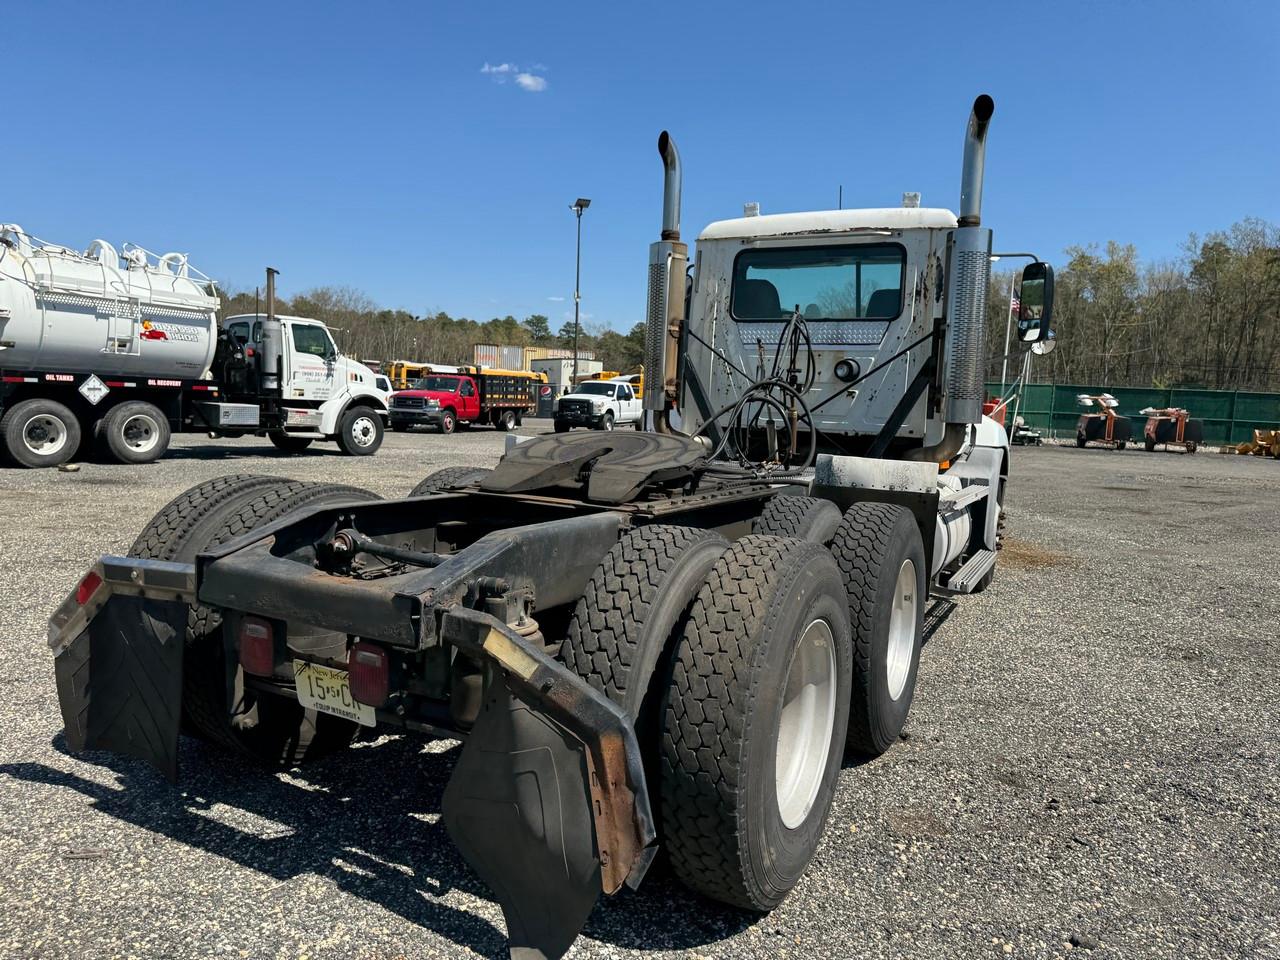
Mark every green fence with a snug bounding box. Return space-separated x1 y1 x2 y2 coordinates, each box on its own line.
985 382 1280 444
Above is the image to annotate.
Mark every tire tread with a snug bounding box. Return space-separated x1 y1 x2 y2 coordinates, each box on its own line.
661 534 831 910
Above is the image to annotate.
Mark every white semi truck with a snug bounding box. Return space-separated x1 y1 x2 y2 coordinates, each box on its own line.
0 228 388 467
49 95 1054 959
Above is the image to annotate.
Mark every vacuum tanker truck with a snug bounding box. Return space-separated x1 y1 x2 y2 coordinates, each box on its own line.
0 226 388 467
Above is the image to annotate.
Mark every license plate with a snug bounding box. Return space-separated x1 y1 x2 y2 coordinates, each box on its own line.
292 660 376 727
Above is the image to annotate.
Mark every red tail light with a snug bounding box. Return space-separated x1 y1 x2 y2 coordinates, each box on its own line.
348 641 389 707
238 616 275 677
76 571 103 606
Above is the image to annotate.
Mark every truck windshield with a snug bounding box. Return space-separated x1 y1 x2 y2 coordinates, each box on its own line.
412 376 460 392
576 382 617 397
731 243 905 321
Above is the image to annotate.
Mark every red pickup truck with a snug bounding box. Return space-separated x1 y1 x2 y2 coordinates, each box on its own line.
388 367 545 434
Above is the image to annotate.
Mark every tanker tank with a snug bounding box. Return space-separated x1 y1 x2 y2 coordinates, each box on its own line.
0 224 219 379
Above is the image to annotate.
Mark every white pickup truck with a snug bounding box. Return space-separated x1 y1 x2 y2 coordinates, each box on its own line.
552 377 642 431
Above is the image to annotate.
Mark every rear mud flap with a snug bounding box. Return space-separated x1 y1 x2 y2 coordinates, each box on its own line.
443 679 602 960
53 595 186 781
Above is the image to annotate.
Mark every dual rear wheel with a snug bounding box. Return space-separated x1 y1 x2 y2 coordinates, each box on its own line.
561 497 925 911
0 398 172 468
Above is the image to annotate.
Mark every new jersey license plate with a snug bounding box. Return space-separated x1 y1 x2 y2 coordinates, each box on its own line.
292 660 376 727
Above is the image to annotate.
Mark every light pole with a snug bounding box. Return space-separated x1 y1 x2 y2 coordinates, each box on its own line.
570 198 590 385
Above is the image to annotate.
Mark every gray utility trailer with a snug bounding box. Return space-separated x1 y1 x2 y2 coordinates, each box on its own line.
48 94 1055 959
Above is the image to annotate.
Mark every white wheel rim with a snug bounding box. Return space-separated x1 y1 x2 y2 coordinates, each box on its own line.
22 414 67 457
121 413 161 453
775 617 838 830
886 559 918 701
351 416 377 447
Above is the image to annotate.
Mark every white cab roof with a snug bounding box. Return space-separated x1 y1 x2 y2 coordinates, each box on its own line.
698 207 958 241
225 313 323 324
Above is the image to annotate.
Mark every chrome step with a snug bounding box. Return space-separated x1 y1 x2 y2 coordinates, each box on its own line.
944 548 997 594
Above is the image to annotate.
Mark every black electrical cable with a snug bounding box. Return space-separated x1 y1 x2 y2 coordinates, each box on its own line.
684 307 823 478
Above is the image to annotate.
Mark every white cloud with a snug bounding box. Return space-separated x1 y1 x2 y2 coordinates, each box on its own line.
481 62 548 92
514 73 548 93
547 295 566 302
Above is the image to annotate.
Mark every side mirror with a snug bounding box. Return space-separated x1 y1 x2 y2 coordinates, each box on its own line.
1017 262 1054 342
1031 331 1056 356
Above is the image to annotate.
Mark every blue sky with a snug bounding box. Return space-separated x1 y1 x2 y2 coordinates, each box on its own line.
8 1 1278 332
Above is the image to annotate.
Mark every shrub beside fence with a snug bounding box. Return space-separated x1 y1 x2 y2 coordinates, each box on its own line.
986 383 1280 444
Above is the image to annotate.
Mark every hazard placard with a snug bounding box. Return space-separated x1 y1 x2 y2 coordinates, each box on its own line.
78 375 110 406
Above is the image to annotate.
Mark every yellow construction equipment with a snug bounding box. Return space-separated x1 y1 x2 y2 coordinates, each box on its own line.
1220 428 1280 457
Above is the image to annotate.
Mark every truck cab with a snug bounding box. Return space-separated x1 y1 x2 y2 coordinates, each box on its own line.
682 208 961 445
553 378 643 432
222 313 388 453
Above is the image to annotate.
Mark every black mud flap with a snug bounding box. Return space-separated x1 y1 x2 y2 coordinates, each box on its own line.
443 678 602 960
53 594 186 781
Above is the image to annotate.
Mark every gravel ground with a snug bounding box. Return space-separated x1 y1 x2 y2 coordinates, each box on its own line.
1 429 1277 960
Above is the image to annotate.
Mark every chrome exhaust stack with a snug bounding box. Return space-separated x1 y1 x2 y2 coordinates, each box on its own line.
942 95 994 429
260 266 283 395
906 95 995 464
958 94 994 228
643 132 688 416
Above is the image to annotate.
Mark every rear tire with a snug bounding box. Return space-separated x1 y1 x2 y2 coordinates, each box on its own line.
828 503 926 757
268 431 313 453
336 406 384 455
131 477 381 764
408 466 493 496
1076 434 1087 448
563 525 729 827
661 535 852 910
752 495 843 545
1 398 80 468
130 475 294 559
100 400 170 464
1116 440 1127 451
1144 437 1157 452
496 409 516 432
554 419 571 433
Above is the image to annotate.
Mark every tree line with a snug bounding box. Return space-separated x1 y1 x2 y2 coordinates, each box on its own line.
985 217 1280 391
216 286 647 374
218 214 1280 393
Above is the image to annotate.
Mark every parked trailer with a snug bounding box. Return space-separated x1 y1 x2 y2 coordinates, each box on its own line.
1075 394 1132 449
49 95 1056 959
1139 406 1203 453
0 232 388 466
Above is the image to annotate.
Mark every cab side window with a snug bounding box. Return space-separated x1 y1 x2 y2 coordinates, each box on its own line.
619 385 633 401
460 380 475 397
291 324 333 358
